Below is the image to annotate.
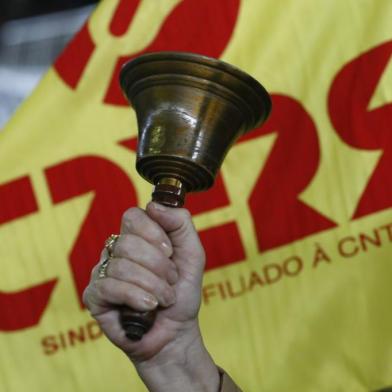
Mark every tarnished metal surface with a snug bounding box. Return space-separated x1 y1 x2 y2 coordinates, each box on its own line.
120 51 271 206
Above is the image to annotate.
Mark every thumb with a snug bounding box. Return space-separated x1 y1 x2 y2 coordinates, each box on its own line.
146 202 205 266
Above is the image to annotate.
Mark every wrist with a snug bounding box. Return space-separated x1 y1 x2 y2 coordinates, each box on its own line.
135 322 220 392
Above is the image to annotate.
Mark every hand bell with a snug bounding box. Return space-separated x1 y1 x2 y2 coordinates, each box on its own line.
119 51 271 340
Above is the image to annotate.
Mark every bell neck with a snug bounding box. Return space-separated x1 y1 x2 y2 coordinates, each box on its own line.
152 178 186 208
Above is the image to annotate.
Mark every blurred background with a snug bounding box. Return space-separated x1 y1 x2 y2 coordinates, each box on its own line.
1 1 391 390
0 0 98 128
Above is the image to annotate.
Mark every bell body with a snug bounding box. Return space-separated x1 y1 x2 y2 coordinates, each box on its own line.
132 82 246 192
120 52 271 205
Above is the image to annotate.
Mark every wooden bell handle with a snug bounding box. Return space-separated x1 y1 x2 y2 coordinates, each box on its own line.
120 179 185 340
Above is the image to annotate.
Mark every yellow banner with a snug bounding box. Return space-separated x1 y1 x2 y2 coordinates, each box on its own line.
0 0 391 390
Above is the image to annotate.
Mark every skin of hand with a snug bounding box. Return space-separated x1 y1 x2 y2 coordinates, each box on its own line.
83 202 220 392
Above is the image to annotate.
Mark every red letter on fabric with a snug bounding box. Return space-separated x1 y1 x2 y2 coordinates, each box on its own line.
0 176 57 331
45 156 138 308
328 40 392 219
241 94 336 251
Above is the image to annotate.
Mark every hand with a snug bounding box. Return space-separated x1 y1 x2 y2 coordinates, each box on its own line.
83 202 220 392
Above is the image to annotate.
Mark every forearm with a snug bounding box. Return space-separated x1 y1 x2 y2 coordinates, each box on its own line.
135 323 220 392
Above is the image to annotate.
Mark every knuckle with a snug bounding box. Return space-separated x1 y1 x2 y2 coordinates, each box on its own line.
95 279 108 298
82 287 91 308
122 207 144 226
110 258 128 277
183 209 192 220
114 237 127 255
91 264 99 278
116 234 138 256
178 208 192 221
176 209 195 235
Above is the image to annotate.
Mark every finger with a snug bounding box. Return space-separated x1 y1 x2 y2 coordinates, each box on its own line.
106 257 176 307
84 277 159 316
121 207 173 257
90 250 109 281
146 202 205 268
113 234 178 284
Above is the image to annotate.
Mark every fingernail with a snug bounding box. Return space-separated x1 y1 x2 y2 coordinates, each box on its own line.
163 288 176 307
152 202 167 212
143 295 158 310
161 241 173 257
168 269 179 285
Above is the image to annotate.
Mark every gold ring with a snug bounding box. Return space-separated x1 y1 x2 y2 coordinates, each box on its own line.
98 257 111 279
105 234 120 258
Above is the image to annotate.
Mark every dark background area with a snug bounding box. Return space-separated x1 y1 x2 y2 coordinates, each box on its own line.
0 0 99 128
0 0 98 23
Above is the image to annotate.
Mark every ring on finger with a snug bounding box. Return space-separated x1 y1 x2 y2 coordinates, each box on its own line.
98 257 111 279
105 234 120 257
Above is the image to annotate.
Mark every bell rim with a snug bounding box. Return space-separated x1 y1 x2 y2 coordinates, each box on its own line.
120 51 271 129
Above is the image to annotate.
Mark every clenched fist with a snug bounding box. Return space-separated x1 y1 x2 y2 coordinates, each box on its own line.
83 202 220 392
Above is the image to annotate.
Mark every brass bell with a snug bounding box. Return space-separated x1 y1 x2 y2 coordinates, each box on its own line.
119 52 271 340
120 51 271 208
